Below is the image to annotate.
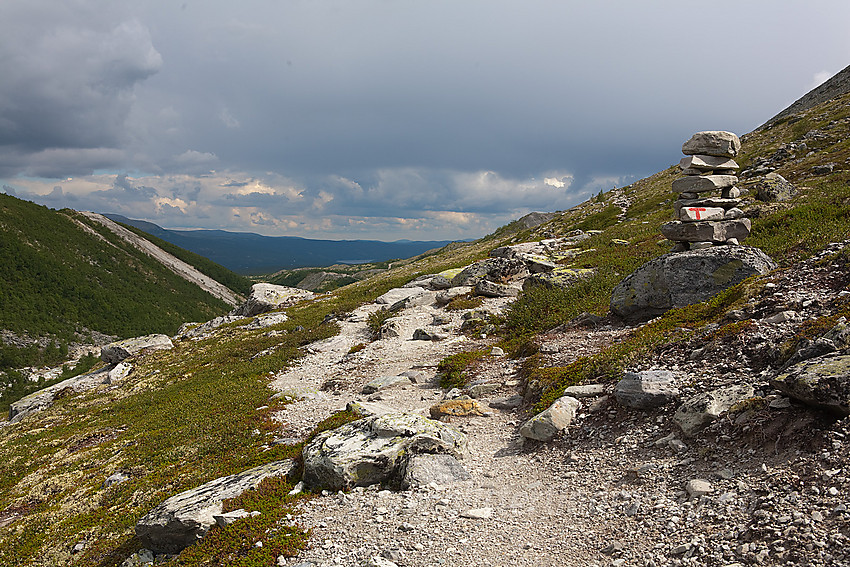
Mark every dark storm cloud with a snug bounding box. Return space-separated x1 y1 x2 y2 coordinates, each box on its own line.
2 1 850 239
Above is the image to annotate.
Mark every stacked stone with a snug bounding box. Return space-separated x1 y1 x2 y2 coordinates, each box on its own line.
661 131 750 251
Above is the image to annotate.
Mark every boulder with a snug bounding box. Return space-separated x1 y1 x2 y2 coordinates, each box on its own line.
450 258 528 287
519 396 580 441
671 175 738 194
754 173 797 202
681 131 741 158
673 384 755 437
302 413 467 491
376 287 427 306
614 370 679 409
474 280 520 298
435 287 473 305
771 354 850 416
135 460 296 554
401 454 471 488
101 334 173 364
178 315 243 339
522 267 595 290
231 283 313 317
661 218 751 243
610 246 776 322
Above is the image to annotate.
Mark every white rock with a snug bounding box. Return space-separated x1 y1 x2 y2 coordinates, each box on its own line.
519 396 580 441
460 507 493 519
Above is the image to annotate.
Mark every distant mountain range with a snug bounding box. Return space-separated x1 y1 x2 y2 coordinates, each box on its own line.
104 215 459 274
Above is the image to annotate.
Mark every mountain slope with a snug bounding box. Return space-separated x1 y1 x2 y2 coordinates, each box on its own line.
0 194 241 345
1 72 850 566
105 214 459 274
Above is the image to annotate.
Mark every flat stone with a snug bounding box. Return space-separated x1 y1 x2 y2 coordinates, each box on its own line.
686 479 714 498
671 175 738 194
682 131 741 158
678 206 726 222
519 396 580 441
660 218 751 243
451 258 528 287
522 267 596 290
489 395 523 410
135 460 296 554
376 287 428 306
474 280 520 298
460 507 493 519
429 399 488 418
435 287 473 305
101 334 173 364
614 370 679 409
467 383 500 398
674 384 755 436
679 155 739 171
564 384 605 397
361 375 412 395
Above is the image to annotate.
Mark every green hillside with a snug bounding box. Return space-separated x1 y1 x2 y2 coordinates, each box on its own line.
0 194 232 351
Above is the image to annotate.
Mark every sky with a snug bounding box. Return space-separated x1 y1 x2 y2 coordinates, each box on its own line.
1 1 849 241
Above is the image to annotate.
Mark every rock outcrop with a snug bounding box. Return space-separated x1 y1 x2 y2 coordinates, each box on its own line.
231 283 314 317
135 460 296 554
302 413 467 491
101 334 173 364
772 354 850 416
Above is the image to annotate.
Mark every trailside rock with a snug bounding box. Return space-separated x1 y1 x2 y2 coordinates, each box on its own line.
302 413 467 491
401 454 471 488
522 267 595 290
771 354 850 416
614 370 679 410
429 399 488 419
519 396 580 441
231 283 313 317
610 246 776 322
682 131 742 158
135 460 296 554
101 334 173 364
450 258 528 287
673 384 755 437
474 280 520 298
361 375 412 395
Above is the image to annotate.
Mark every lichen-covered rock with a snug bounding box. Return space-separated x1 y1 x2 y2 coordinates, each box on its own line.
302 413 467 491
429 399 488 419
610 246 776 322
450 258 528 287
519 396 580 441
754 172 797 202
135 460 296 554
101 334 173 364
231 283 313 317
771 354 850 416
673 384 755 437
474 280 520 298
522 267 596 291
614 370 679 410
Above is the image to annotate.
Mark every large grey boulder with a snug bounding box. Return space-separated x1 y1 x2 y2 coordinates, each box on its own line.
376 287 428 306
673 384 755 437
302 413 467 491
614 370 679 409
9 365 111 422
682 131 741 158
610 246 776 322
231 283 313 317
522 267 595 290
771 354 850 416
474 280 520 298
135 460 296 554
101 334 173 364
519 396 580 441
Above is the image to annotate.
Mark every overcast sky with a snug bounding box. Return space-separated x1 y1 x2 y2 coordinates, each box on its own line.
1 1 848 240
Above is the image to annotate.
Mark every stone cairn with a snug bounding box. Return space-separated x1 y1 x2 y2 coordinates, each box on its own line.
661 131 750 251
